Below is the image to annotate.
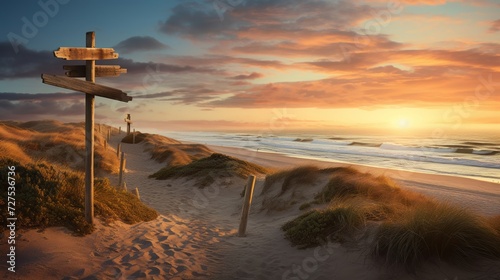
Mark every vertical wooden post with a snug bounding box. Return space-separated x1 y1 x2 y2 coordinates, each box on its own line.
134 187 140 200
133 128 136 144
85 31 96 224
118 151 125 188
107 128 111 141
117 143 121 157
238 175 256 237
126 114 131 135
104 139 107 150
119 126 121 134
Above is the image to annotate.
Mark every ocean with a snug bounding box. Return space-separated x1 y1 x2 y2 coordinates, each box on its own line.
160 130 500 184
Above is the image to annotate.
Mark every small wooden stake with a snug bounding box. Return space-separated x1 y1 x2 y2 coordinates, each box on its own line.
123 182 127 191
107 129 111 141
104 139 107 150
238 175 256 237
133 128 136 144
119 126 121 134
118 151 125 188
134 187 140 200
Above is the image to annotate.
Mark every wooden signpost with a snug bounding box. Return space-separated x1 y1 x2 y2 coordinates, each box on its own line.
125 113 132 135
41 31 132 224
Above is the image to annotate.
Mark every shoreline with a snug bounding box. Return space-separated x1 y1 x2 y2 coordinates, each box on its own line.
164 131 500 184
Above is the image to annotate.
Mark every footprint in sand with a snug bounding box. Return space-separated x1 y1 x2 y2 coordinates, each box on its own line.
157 235 168 242
147 266 161 276
148 250 160 261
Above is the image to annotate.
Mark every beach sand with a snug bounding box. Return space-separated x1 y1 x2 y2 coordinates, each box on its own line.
2 132 500 279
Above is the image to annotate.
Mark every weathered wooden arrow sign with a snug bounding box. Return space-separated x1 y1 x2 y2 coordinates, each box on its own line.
54 47 119 60
63 65 127 77
41 74 132 102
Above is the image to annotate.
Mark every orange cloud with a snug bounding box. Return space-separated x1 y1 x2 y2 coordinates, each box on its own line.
489 19 500 32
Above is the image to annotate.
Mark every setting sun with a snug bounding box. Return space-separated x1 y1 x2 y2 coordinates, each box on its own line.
398 118 410 129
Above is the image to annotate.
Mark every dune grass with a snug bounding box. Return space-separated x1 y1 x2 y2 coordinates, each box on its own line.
372 202 500 271
150 153 268 187
137 133 212 167
262 165 325 195
0 121 119 174
121 132 148 144
282 201 366 248
274 165 500 270
0 158 157 235
148 144 212 166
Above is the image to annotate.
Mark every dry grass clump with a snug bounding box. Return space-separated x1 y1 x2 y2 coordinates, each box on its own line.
150 153 268 188
0 158 157 235
282 201 366 248
372 202 500 271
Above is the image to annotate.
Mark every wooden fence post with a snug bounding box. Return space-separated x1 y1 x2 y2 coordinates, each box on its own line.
134 187 140 200
133 128 136 144
238 175 256 237
104 139 107 150
125 113 131 135
107 128 111 141
84 32 96 224
118 151 125 188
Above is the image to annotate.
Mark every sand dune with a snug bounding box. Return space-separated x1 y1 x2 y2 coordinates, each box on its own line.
2 122 500 279
0 121 119 174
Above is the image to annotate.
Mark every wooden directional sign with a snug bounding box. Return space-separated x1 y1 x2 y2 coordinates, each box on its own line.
54 47 119 60
41 31 131 225
63 65 127 77
41 74 132 102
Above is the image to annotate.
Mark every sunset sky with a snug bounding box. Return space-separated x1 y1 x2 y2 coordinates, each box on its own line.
1 0 499 134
